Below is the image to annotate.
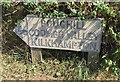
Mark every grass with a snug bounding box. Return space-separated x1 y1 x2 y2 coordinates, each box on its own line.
2 53 119 80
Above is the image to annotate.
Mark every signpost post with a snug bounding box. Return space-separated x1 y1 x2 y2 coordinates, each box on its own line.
14 15 102 64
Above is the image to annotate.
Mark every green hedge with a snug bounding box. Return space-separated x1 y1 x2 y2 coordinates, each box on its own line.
2 2 120 76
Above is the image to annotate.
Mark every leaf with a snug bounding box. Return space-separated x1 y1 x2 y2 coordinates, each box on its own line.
108 60 113 66
56 72 61 76
105 67 109 71
71 9 77 14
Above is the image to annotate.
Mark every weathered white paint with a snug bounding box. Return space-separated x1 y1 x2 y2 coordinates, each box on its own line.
14 15 102 53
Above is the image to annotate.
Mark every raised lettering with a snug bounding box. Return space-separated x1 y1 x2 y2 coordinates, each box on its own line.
60 20 66 28
41 19 46 27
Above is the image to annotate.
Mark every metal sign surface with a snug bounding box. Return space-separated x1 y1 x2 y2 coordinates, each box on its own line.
14 15 102 52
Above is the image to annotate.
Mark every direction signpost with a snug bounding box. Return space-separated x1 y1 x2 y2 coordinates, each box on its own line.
14 15 102 65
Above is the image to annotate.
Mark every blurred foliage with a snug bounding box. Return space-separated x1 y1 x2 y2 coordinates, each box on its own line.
1 2 120 78
2 54 90 80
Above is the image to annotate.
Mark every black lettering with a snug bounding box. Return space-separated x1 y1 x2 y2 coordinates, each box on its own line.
89 42 97 51
41 19 46 27
64 41 71 48
58 40 63 48
68 31 76 39
39 38 46 46
60 20 66 28
85 32 96 40
34 29 39 36
77 21 83 29
53 18 59 28
72 41 78 49
45 39 54 47
15 25 25 35
31 38 38 46
79 41 85 50
29 29 35 36
47 19 53 27
77 31 83 39
72 20 77 29
53 30 58 38
67 20 72 29
40 29 46 36
38 38 41 46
